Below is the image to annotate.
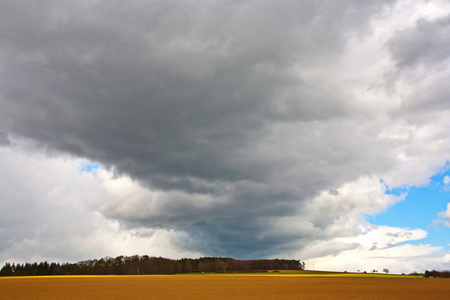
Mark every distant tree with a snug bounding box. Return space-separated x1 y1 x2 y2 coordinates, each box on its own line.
50 263 62 275
214 259 226 273
174 262 182 274
0 263 14 276
424 270 447 278
383 268 389 274
0 256 307 276
197 262 205 273
36 261 50 275
183 260 193 273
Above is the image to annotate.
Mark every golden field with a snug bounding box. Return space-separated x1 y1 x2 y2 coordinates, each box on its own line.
1 273 449 299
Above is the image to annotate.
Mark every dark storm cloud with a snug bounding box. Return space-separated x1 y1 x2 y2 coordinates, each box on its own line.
3 0 448 259
0 0 392 185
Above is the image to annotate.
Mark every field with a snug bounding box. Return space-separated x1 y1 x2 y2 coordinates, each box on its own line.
1 272 449 299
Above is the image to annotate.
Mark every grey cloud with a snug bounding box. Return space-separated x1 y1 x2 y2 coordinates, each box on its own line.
0 0 392 190
0 133 10 146
0 0 448 259
387 14 450 116
388 15 450 70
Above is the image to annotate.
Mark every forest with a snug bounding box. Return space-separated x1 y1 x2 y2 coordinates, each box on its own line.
0 256 305 276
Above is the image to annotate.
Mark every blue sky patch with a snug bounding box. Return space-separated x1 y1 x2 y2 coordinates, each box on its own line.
369 169 450 250
79 161 103 177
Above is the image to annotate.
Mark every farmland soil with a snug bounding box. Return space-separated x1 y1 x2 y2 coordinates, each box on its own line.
1 274 449 299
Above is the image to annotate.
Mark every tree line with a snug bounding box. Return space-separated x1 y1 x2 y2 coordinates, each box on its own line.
0 256 305 276
423 270 450 278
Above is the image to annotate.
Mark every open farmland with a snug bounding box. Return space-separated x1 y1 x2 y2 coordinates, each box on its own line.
1 273 449 299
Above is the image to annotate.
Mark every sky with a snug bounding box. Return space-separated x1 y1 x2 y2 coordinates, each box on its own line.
0 0 450 274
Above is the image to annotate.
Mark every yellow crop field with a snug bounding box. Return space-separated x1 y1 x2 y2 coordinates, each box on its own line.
1 274 449 299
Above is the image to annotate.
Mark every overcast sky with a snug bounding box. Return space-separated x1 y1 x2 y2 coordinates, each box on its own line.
1 0 450 273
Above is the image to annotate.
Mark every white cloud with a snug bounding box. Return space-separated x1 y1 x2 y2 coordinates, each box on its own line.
444 175 450 186
302 225 447 274
436 203 450 228
0 144 203 265
443 204 450 220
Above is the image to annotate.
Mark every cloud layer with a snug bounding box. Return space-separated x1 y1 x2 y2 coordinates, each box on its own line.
0 145 202 263
1 0 450 271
